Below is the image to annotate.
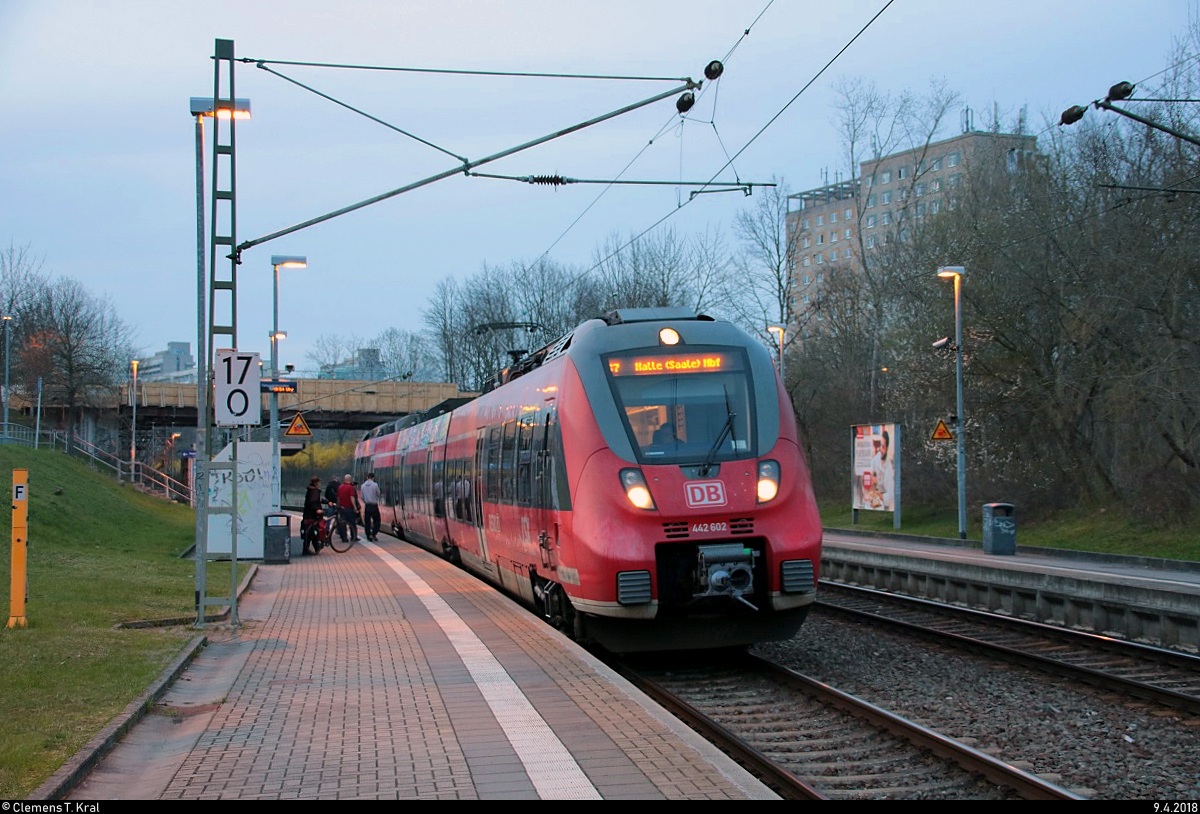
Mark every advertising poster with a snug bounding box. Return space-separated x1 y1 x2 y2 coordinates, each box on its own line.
852 423 899 513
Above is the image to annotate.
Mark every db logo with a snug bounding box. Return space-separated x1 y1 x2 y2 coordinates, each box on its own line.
685 481 727 507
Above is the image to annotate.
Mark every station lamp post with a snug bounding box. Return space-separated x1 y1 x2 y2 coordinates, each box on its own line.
937 266 967 540
767 325 785 382
130 359 139 476
269 255 306 510
2 314 11 440
190 98 251 432
190 96 250 623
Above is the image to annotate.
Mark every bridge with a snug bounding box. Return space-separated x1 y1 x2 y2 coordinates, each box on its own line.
13 378 476 434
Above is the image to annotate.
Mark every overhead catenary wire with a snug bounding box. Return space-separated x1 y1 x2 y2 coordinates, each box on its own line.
239 56 691 84
466 170 771 194
567 0 897 284
530 1 779 263
254 62 467 164
236 78 698 255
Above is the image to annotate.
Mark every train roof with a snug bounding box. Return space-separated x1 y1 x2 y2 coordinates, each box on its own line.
478 308 719 392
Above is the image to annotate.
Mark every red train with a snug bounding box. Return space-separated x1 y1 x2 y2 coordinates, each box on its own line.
353 307 822 653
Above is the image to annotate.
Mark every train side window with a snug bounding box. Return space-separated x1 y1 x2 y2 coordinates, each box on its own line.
485 425 502 502
545 406 571 511
501 419 518 503
432 459 445 518
516 416 534 506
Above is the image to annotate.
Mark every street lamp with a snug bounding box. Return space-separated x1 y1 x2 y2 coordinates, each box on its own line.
269 255 307 510
130 359 139 476
191 95 249 625
190 98 251 398
767 325 785 381
2 314 11 440
937 265 967 540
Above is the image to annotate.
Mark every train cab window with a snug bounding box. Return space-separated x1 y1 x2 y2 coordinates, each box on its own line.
604 347 754 465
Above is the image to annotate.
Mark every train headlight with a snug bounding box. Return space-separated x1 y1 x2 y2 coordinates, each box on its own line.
756 459 780 503
620 468 656 510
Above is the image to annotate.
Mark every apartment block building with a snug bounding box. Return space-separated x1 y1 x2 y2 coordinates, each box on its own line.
785 128 1038 322
136 341 196 383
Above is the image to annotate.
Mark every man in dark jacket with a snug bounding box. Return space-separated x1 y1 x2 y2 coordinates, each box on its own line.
324 475 340 506
302 476 324 555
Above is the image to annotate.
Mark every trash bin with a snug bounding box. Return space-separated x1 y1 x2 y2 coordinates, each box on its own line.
264 513 291 564
982 503 1016 555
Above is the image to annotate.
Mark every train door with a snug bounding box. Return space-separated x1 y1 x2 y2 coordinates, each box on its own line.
473 428 489 563
533 405 559 571
420 446 436 542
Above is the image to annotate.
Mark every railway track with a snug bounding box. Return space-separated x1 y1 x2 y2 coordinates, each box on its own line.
816 582 1200 716
610 653 1082 800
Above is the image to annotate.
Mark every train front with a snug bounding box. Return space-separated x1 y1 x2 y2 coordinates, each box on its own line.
559 309 822 653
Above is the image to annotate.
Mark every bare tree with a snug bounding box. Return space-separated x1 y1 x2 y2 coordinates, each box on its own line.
18 277 136 451
305 334 362 377
0 241 46 318
421 277 470 386
374 327 437 381
590 228 720 313
725 179 800 367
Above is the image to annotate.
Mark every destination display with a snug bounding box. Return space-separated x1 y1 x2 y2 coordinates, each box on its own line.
606 351 740 377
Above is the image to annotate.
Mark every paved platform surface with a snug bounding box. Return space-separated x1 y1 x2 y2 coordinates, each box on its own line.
823 529 1200 592
54 537 777 801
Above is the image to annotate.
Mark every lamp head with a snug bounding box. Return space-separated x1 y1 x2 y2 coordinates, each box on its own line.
190 97 251 119
932 337 950 350
270 255 308 269
937 265 965 279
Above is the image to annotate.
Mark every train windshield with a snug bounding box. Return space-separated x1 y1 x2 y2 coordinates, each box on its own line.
604 347 754 465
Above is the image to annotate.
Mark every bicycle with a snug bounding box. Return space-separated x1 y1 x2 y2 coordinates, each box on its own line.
326 504 358 553
301 504 336 554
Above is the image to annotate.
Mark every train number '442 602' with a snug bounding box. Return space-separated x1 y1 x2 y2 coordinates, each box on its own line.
691 521 728 534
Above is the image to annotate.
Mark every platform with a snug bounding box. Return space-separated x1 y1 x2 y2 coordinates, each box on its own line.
822 528 1200 650
38 534 776 801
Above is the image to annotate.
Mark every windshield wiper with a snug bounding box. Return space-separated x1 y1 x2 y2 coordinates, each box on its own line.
701 388 737 476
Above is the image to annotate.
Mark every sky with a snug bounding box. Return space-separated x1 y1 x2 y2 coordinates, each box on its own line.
0 0 1194 375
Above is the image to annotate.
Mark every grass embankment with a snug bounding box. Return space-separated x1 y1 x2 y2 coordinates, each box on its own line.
0 445 247 799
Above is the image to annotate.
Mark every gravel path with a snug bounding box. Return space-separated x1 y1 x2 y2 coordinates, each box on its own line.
752 612 1200 800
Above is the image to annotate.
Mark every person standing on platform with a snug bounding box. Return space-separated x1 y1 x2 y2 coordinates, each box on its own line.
324 474 340 507
302 476 325 555
336 473 361 543
360 471 381 541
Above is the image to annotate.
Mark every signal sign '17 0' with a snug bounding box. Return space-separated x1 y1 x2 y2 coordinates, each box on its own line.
215 350 262 427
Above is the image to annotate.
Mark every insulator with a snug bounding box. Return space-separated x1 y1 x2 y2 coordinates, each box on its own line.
704 60 724 81
1107 81 1135 102
530 175 566 186
1059 105 1086 126
676 92 695 114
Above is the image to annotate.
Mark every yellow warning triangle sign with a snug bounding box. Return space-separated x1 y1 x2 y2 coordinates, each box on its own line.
931 419 954 441
284 413 313 437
